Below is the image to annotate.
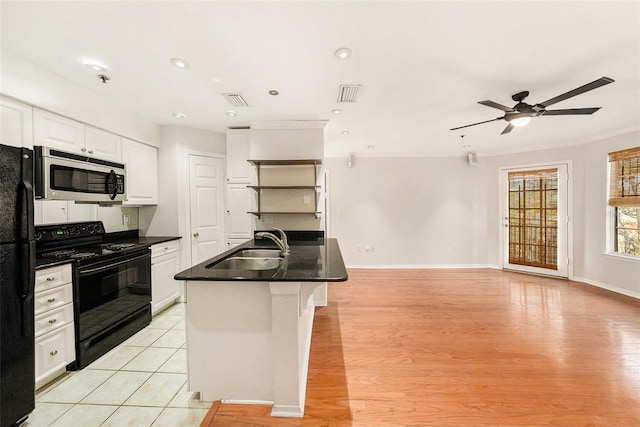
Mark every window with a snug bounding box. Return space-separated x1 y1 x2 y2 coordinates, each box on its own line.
608 147 640 256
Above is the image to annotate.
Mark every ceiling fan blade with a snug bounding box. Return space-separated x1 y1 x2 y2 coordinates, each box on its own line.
537 77 614 108
542 107 601 116
501 123 514 135
450 117 502 131
478 100 514 112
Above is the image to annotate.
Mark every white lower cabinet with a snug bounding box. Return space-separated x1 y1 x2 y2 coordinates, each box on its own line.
151 240 182 314
35 264 75 390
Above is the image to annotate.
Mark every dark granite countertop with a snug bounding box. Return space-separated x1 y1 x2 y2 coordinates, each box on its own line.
174 237 348 282
103 230 181 246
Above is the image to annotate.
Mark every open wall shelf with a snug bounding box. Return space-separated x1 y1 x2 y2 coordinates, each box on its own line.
247 159 322 219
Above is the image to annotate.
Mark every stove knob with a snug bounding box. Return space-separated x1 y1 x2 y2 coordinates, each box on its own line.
69 226 80 235
87 225 95 233
94 224 103 233
34 232 42 241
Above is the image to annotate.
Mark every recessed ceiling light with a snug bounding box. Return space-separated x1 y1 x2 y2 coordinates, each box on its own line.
268 90 279 96
212 77 223 83
334 47 352 60
83 61 108 72
367 145 375 149
226 111 237 117
171 112 186 118
342 131 350 135
331 109 342 114
170 58 190 69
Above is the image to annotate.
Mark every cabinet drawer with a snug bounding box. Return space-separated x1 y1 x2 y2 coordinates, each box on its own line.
35 283 73 316
35 323 75 388
35 264 72 292
35 303 74 338
151 240 180 258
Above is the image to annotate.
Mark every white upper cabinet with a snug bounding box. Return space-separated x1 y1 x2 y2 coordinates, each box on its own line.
85 126 122 162
226 183 253 239
33 109 122 162
1 96 33 149
226 129 251 183
121 138 158 205
34 109 85 153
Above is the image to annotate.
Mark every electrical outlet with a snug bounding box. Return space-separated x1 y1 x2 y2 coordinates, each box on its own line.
303 195 311 205
357 244 362 252
452 244 459 252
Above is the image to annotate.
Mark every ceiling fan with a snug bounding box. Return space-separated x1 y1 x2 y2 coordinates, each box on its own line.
450 76 614 135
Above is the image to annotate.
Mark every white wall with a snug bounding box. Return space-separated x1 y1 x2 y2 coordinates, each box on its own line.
140 125 225 236
139 125 225 269
0 49 160 146
326 155 490 267
484 131 640 298
327 131 640 298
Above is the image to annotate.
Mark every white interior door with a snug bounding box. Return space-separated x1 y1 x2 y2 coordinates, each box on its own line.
502 164 569 278
189 155 225 265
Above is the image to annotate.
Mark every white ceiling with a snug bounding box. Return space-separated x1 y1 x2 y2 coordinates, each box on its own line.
1 1 639 157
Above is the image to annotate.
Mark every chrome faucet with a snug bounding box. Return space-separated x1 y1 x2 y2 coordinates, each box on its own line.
255 228 290 256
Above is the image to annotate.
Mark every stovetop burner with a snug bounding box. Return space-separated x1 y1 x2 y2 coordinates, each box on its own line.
42 249 77 258
103 243 138 251
69 252 99 260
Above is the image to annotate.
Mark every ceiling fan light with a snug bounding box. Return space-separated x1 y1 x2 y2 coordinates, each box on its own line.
510 116 532 127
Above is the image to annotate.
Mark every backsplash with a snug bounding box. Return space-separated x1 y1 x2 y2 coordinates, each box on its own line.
34 200 139 232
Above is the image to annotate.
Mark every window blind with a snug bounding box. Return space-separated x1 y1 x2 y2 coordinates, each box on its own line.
608 147 640 207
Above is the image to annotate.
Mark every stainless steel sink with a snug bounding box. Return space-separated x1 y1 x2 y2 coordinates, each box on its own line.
207 256 282 271
234 249 283 258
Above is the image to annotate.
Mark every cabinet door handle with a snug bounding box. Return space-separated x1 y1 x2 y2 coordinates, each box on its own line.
193 233 199 238
88 150 94 154
81 147 87 152
46 277 56 282
48 319 57 324
50 350 58 356
47 298 56 303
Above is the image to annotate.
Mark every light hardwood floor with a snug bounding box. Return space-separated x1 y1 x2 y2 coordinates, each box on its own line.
201 268 640 426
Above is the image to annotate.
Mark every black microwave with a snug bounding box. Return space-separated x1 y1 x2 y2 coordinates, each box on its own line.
34 146 126 202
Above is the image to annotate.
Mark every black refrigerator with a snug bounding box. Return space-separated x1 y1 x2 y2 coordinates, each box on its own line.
0 143 36 426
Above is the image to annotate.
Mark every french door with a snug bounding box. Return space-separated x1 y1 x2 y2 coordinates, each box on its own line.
502 164 569 278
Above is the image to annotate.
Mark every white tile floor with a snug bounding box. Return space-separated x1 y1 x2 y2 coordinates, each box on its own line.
25 302 212 427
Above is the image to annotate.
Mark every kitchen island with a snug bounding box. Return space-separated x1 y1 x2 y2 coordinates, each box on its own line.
174 234 347 418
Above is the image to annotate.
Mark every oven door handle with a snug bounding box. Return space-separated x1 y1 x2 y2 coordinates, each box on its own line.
78 253 150 275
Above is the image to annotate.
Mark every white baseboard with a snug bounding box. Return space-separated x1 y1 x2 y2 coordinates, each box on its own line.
271 404 304 418
573 276 640 299
347 264 501 269
220 399 274 405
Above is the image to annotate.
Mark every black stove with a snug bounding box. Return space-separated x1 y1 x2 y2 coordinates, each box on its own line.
35 221 152 369
36 221 148 265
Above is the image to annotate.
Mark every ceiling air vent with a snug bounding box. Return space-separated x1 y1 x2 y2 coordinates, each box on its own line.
337 84 361 103
221 93 249 107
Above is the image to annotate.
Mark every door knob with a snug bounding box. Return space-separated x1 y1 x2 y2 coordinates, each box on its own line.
193 232 199 238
